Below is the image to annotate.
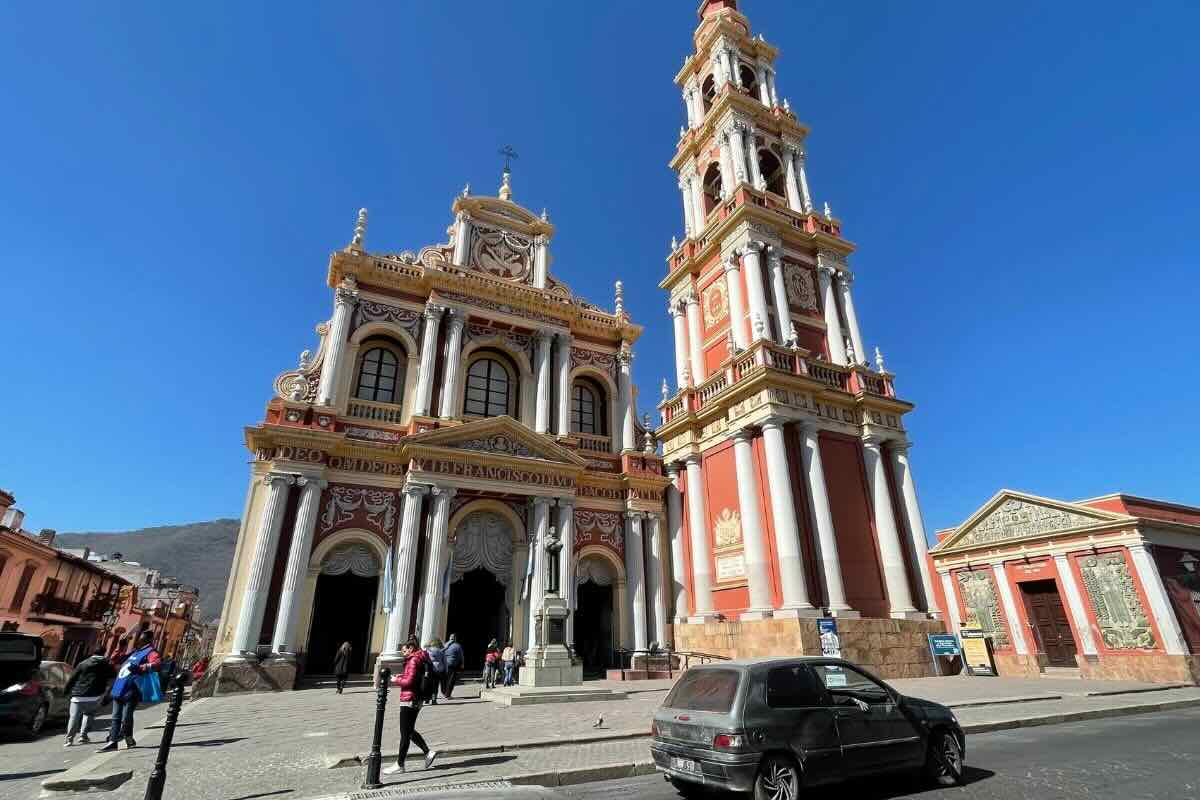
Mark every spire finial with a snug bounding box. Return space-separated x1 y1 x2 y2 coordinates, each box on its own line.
824 201 833 219
661 378 670 402
783 97 791 113
462 183 470 198
350 208 367 250
874 346 886 373
541 208 549 221
670 235 678 252
614 280 625 317
787 322 800 349
497 145 519 201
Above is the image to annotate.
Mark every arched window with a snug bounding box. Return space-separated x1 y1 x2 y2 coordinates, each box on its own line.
571 379 607 436
702 162 723 217
738 63 759 98
759 149 786 197
354 343 405 404
464 354 515 418
701 74 716 114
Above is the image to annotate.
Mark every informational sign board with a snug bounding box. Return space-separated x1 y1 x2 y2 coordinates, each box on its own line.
818 618 841 659
959 628 996 676
928 634 960 657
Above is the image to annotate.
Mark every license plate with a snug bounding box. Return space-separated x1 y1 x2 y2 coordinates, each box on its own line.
671 757 701 775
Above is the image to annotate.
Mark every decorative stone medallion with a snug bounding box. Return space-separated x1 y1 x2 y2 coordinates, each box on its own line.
702 278 729 328
470 225 532 280
783 263 818 311
713 508 742 549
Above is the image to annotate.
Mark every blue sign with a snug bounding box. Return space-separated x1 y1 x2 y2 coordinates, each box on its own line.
818 618 841 659
928 634 960 656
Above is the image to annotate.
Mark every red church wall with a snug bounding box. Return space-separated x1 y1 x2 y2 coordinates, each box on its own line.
1065 547 1167 656
751 435 783 608
819 434 888 617
678 469 697 618
883 452 925 610
1154 545 1200 653
701 443 748 611
573 509 625 563
791 324 826 360
259 485 302 646
785 424 823 605
1084 495 1200 527
703 340 727 377
947 566 1015 654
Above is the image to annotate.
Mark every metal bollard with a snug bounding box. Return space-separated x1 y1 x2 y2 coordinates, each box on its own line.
361 667 391 789
143 672 186 800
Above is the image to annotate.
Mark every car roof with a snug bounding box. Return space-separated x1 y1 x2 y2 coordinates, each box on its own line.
685 656 845 669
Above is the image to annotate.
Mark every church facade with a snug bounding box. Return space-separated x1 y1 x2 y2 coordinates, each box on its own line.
211 0 944 693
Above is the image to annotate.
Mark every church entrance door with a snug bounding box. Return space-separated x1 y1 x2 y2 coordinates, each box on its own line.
1020 579 1078 668
446 511 515 670
305 543 380 675
576 581 615 676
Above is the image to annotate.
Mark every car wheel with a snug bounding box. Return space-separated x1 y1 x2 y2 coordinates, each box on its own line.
668 776 707 798
754 755 800 800
28 702 49 737
925 729 965 786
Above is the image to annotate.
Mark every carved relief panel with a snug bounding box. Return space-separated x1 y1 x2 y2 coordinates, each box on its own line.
470 225 533 281
782 262 819 312
1077 553 1157 650
956 569 1010 649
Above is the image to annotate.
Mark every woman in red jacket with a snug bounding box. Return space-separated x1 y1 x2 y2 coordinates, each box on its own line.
383 637 439 775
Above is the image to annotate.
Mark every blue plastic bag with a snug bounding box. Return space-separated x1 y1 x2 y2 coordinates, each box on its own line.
135 670 163 703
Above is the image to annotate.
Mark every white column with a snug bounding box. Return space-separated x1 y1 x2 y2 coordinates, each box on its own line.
724 254 748 349
229 473 295 659
689 170 707 233
684 291 707 383
533 235 549 289
315 285 358 407
888 442 936 613
727 49 742 87
684 455 714 616
717 129 734 196
269 476 326 657
740 242 770 341
682 86 696 128
665 464 690 623
413 304 444 416
862 436 919 617
727 121 748 185
766 69 779 107
438 308 466 419
760 420 815 613
783 144 805 213
624 511 648 651
992 563 1029 655
526 497 552 648
618 346 635 451
669 300 690 388
817 262 847 364
766 246 791 344
418 486 456 643
534 330 553 433
836 272 866 367
1128 543 1189 655
800 422 853 614
679 175 696 238
555 333 572 435
939 569 962 635
511 539 529 651
559 499 576 651
732 429 774 618
645 513 669 648
711 53 727 87
796 151 814 213
745 127 763 189
756 63 771 105
452 212 472 266
1052 554 1098 656
381 483 429 658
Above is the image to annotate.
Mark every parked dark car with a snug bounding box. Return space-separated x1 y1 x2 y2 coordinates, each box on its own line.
0 633 72 737
651 657 965 799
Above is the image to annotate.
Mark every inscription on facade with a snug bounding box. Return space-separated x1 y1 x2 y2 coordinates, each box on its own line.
412 458 574 490
956 499 1100 547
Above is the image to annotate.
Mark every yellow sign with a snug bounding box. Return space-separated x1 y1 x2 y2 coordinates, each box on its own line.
959 627 995 676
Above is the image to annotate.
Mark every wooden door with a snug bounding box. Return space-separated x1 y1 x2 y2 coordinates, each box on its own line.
1021 580 1078 667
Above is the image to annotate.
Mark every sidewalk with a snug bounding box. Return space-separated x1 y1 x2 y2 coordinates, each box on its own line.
40 676 1200 799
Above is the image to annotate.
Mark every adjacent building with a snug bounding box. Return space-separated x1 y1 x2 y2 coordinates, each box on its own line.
930 490 1200 684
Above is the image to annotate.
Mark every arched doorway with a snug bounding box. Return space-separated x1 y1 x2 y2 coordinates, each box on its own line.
306 543 380 674
575 556 617 676
446 511 514 669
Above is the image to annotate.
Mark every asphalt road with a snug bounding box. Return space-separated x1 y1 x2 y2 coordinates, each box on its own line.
560 707 1200 800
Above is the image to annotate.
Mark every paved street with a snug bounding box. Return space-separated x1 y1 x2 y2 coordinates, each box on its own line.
561 707 1200 800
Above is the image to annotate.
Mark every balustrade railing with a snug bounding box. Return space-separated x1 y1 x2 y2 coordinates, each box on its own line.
30 593 84 618
575 433 612 453
696 373 728 409
807 361 850 391
347 399 404 424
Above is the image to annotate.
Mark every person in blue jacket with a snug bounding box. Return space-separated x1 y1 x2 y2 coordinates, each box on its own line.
98 629 161 752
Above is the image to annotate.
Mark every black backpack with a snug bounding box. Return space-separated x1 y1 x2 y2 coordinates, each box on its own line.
417 658 438 702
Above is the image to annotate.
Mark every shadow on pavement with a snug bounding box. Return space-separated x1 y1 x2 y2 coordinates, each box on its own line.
432 754 516 770
169 737 249 748
224 791 295 800
807 766 995 799
0 768 66 782
145 721 216 730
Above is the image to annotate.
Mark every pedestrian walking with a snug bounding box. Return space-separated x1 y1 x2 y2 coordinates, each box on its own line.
98 629 161 752
190 656 209 684
423 639 446 705
501 643 516 686
63 648 116 746
482 640 501 689
332 641 352 694
443 634 463 699
108 639 130 669
382 637 439 776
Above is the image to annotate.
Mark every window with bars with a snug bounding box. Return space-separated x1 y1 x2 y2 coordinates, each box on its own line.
571 380 606 435
464 356 513 418
354 345 404 404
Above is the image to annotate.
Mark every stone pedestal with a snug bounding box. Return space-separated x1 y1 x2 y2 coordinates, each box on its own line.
519 594 582 687
196 657 297 697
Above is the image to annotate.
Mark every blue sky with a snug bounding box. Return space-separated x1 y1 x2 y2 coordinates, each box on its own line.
1 1 1197 534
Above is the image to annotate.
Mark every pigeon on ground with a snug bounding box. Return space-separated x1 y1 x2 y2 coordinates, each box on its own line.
592 715 604 729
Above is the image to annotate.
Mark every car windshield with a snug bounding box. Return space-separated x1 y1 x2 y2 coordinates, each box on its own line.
663 668 741 712
811 663 891 705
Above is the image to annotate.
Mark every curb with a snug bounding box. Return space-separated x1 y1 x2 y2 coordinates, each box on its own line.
960 695 1200 734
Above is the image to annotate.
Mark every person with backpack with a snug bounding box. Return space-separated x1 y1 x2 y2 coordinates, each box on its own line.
423 638 446 705
383 636 439 776
98 629 161 752
442 634 464 699
482 640 501 689
63 648 116 746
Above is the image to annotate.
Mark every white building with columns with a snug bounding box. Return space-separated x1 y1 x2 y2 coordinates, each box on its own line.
207 174 673 693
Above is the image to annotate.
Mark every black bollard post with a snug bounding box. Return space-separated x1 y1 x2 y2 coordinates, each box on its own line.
143 672 186 800
361 667 390 789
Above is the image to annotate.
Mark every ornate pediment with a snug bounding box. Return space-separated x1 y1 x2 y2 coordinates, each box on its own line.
402 416 586 467
937 491 1130 551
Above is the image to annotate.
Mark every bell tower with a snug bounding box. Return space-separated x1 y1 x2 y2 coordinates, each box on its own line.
659 1 941 666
